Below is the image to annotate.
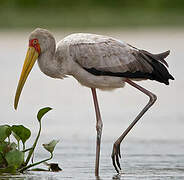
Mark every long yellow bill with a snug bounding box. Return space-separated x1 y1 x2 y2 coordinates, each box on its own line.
14 47 38 109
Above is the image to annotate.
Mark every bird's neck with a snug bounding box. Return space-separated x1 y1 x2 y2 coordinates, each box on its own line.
37 47 66 79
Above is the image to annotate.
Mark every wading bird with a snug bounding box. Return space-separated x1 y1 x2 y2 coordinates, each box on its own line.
14 28 174 176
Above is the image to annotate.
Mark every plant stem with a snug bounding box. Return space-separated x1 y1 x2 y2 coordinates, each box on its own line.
25 121 42 166
23 143 25 151
17 141 20 151
22 147 32 153
19 153 53 172
8 136 10 144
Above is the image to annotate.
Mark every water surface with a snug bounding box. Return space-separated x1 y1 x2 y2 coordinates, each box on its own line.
0 29 183 179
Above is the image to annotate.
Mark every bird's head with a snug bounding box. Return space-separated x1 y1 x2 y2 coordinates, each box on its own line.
14 28 54 110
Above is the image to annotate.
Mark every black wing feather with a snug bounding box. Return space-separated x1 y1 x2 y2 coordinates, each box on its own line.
84 50 174 85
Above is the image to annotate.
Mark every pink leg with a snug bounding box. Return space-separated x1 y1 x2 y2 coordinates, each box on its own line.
91 88 103 177
111 79 157 173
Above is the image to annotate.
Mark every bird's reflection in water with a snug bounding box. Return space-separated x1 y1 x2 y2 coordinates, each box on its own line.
112 173 122 180
94 173 121 180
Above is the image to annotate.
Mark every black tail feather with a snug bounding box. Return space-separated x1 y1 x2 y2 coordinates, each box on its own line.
140 50 170 67
139 50 174 85
154 50 170 59
83 49 174 86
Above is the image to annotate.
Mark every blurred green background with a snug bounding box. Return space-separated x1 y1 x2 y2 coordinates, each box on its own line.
0 0 184 29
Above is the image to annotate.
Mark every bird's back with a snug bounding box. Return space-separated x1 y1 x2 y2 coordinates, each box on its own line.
57 33 174 86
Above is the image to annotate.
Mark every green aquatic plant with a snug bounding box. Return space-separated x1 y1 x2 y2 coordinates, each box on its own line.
0 107 60 174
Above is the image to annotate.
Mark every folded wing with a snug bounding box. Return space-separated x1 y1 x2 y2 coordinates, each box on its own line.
69 34 174 85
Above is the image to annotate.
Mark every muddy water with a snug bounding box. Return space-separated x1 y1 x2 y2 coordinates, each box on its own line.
0 29 184 179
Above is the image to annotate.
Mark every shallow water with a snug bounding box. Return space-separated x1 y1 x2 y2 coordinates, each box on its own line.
1 140 184 179
0 29 184 179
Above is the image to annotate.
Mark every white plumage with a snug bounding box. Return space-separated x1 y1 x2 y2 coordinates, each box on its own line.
36 32 154 90
14 28 174 176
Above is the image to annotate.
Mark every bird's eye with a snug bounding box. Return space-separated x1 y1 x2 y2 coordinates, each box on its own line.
33 39 38 45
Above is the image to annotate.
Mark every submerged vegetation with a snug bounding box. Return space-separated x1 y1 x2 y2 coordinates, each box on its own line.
0 107 61 174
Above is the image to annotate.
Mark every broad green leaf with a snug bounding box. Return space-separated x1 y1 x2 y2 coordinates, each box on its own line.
0 153 5 165
43 140 59 154
0 141 18 155
0 141 10 154
37 107 52 122
12 132 20 142
11 125 31 144
0 125 11 142
0 141 7 153
5 150 24 169
0 165 17 174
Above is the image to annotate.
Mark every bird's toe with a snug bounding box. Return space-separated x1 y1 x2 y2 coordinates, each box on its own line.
111 143 122 173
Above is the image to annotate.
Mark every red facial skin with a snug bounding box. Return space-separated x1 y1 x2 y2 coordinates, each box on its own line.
29 39 41 55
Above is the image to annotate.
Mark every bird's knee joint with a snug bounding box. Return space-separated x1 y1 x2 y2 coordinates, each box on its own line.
96 121 103 133
149 93 157 104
